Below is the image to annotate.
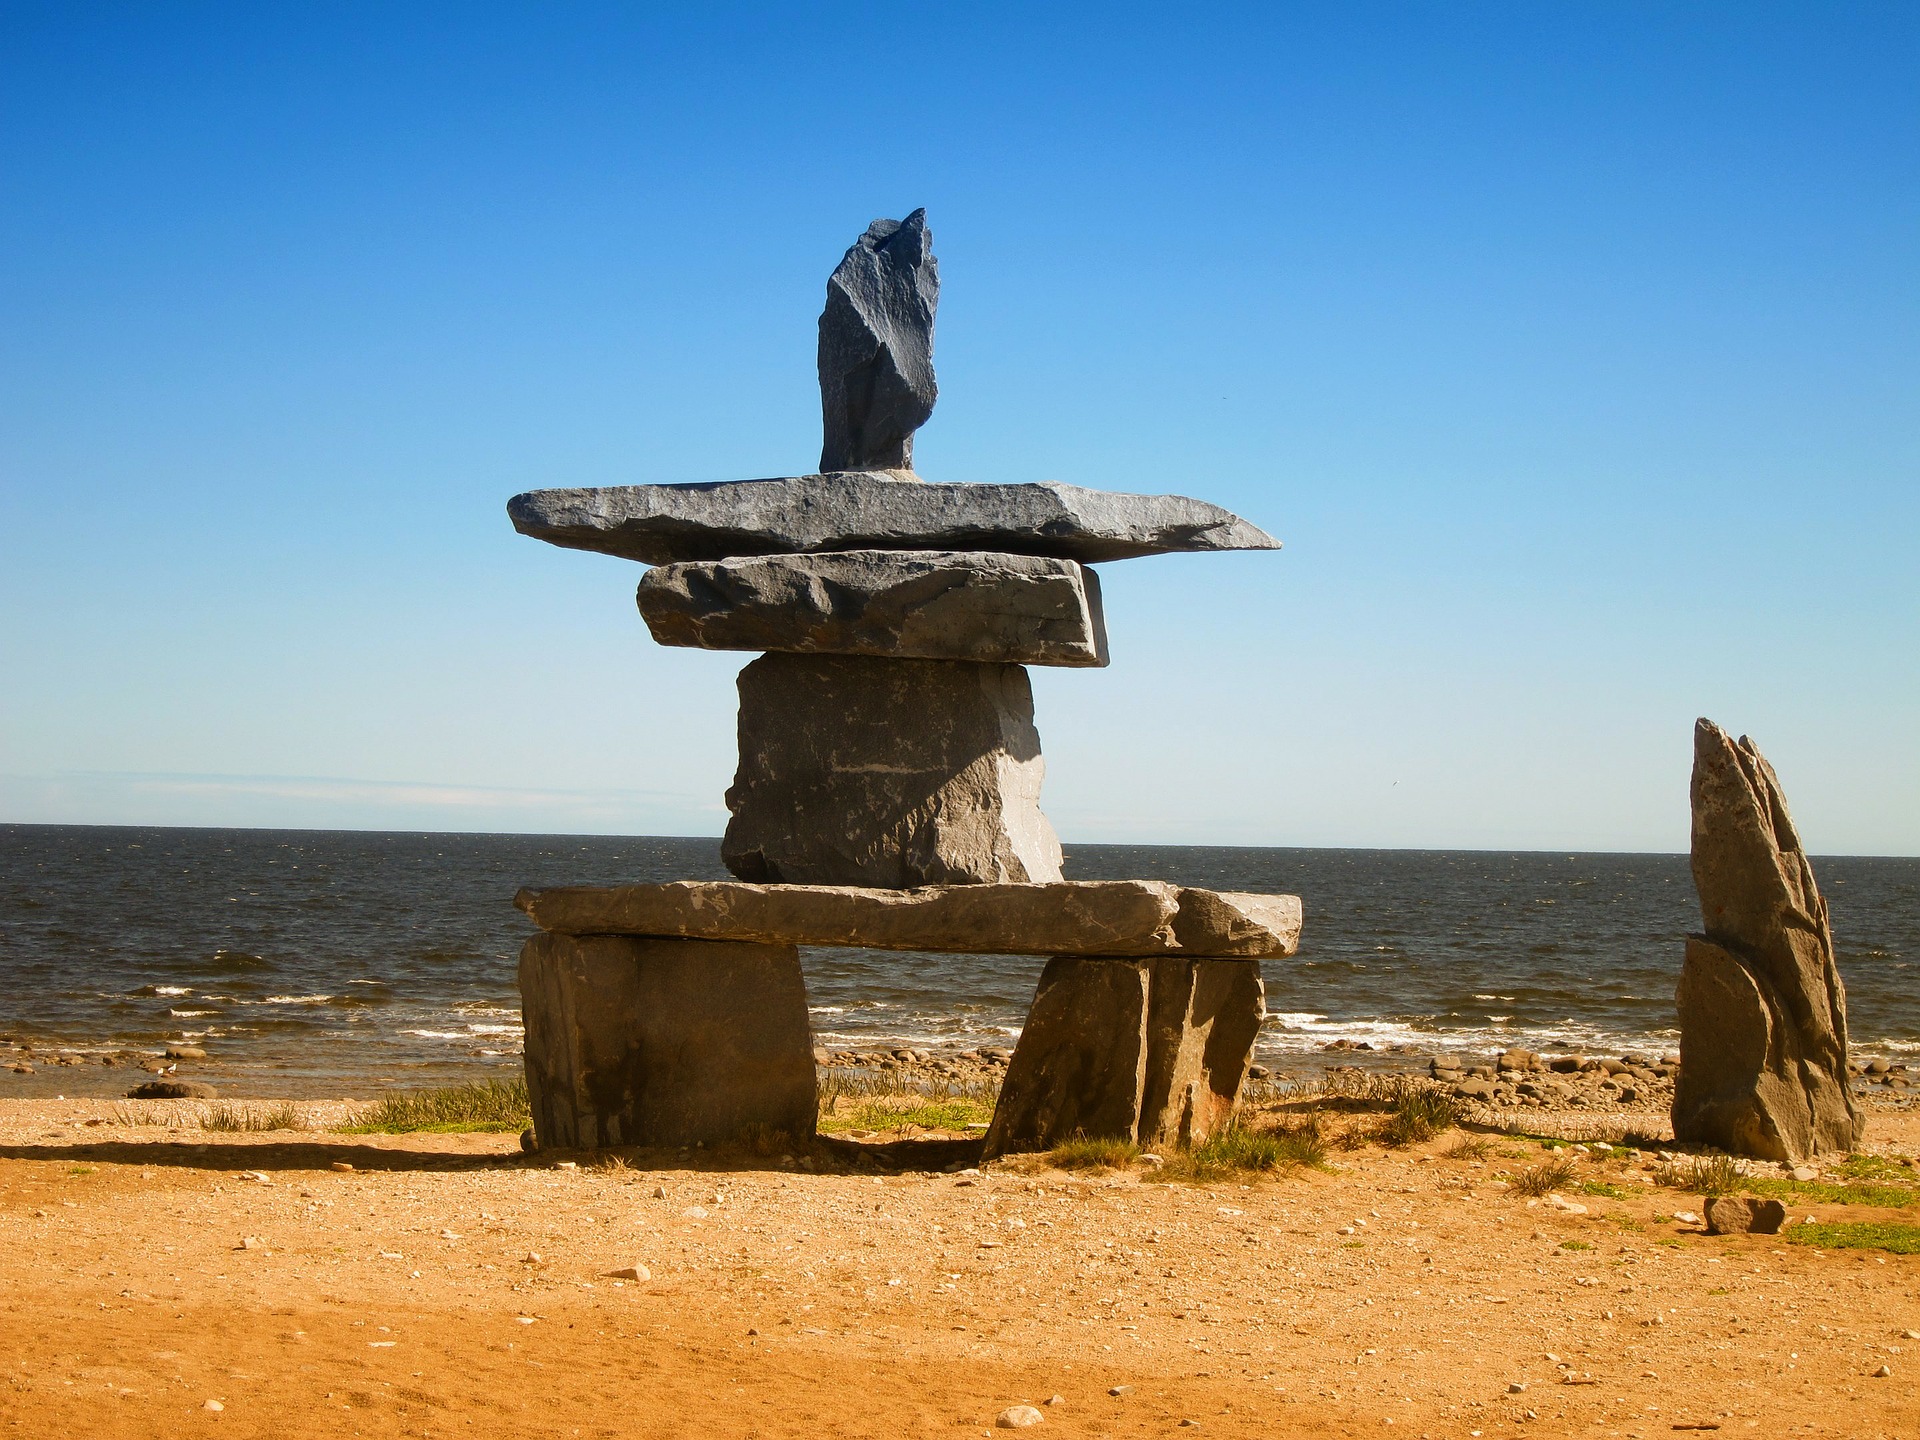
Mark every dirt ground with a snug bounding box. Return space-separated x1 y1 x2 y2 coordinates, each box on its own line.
1 1099 1915 1440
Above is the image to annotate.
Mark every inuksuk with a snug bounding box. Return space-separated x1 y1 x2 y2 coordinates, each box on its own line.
508 210 1300 1157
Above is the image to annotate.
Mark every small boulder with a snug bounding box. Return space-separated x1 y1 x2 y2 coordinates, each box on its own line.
1704 1195 1787 1235
164 1045 207 1060
996 1404 1045 1428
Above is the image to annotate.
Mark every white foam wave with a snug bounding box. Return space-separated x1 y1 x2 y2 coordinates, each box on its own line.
262 994 332 1005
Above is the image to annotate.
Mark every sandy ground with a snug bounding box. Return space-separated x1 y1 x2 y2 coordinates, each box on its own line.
2 1099 1916 1440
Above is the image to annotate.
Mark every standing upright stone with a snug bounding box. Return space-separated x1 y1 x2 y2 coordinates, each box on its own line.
818 210 938 474
1672 719 1863 1161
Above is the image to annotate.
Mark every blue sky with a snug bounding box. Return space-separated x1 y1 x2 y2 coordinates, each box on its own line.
1 3 1914 853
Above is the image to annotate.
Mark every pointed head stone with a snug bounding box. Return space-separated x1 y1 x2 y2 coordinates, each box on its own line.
818 209 939 474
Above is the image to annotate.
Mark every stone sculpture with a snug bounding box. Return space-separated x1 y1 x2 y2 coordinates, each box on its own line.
509 211 1293 1153
1672 719 1864 1162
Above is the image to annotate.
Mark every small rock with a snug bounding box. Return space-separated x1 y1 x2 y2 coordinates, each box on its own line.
1548 1195 1588 1215
996 1405 1044 1428
683 1206 709 1220
238 1237 263 1251
1508 1382 1528 1394
203 1399 224 1412
519 1128 538 1153
652 1185 668 1198
1901 1330 1920 1341
1705 1195 1787 1236
241 1170 271 1185
1790 1166 1818 1182
1044 1395 1065 1406
1673 1211 1700 1225
553 1160 578 1171
522 1252 542 1265
164 1045 207 1060
1871 1364 1892 1378
329 1161 355 1173
1247 1064 1270 1080
1109 1385 1133 1397
605 1264 651 1281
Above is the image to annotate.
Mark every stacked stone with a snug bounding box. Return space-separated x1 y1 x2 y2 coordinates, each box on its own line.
508 211 1297 1157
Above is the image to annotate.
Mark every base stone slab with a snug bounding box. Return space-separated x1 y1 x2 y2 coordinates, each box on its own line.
982 956 1264 1156
519 933 816 1150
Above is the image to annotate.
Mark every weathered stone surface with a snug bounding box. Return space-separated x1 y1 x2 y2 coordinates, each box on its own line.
507 473 1280 566
1704 1194 1787 1236
982 956 1265 1156
127 1080 218 1100
723 653 1062 887
637 549 1108 667
1138 956 1266 1149
514 879 1304 959
1672 719 1863 1162
818 210 939 475
518 932 816 1150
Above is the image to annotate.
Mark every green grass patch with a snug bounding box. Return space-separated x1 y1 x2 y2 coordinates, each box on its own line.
67 1165 94 1177
1741 1176 1917 1208
1160 1118 1327 1183
342 1079 531 1135
1576 1179 1633 1199
1444 1134 1493 1161
1784 1221 1920 1255
1341 1240 1364 1249
816 1096 993 1134
1559 1239 1591 1251
1047 1134 1141 1170
1834 1153 1916 1183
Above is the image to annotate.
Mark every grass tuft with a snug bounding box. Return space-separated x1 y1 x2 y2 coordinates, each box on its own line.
1653 1153 1742 1197
343 1079 531 1135
1160 1117 1326 1182
1378 1086 1457 1147
1048 1134 1141 1170
1511 1155 1580 1197
200 1102 304 1133
1444 1133 1493 1162
1784 1221 1920 1255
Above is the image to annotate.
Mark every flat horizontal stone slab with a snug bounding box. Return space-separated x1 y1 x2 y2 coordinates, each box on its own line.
514 879 1302 958
637 550 1108 667
508 473 1279 565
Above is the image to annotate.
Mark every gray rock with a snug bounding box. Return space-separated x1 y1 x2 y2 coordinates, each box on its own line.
515 878 1303 958
982 955 1263 1156
127 1080 217 1100
518 933 816 1150
507 472 1279 566
723 653 1061 887
818 211 939 474
637 549 1108 667
164 1045 207 1060
1703 1195 1787 1236
1673 719 1864 1162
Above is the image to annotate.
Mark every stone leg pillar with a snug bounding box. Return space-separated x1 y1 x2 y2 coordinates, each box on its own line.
519 933 817 1150
982 956 1264 1157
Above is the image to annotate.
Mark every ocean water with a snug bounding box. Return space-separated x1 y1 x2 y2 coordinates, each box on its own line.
1 824 1914 1097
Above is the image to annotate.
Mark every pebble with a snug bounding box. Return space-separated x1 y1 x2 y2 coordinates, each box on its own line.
553 1161 578 1171
683 1206 709 1220
203 1399 224 1412
1109 1385 1133 1397
996 1405 1044 1428
238 1237 263 1251
330 1161 355 1173
1791 1167 1819 1182
1871 1365 1892 1378
1508 1382 1528 1394
1901 1330 1920 1341
1044 1395 1065 1407
605 1264 651 1282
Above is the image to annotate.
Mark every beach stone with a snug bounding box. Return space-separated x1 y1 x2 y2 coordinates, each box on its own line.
127 1080 217 1099
637 550 1109 667
518 933 816 1150
723 653 1061 887
507 473 1281 567
515 878 1302 958
164 1045 207 1060
1704 1195 1787 1236
1673 719 1863 1162
982 956 1263 1156
817 211 938 474
995 1405 1045 1429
